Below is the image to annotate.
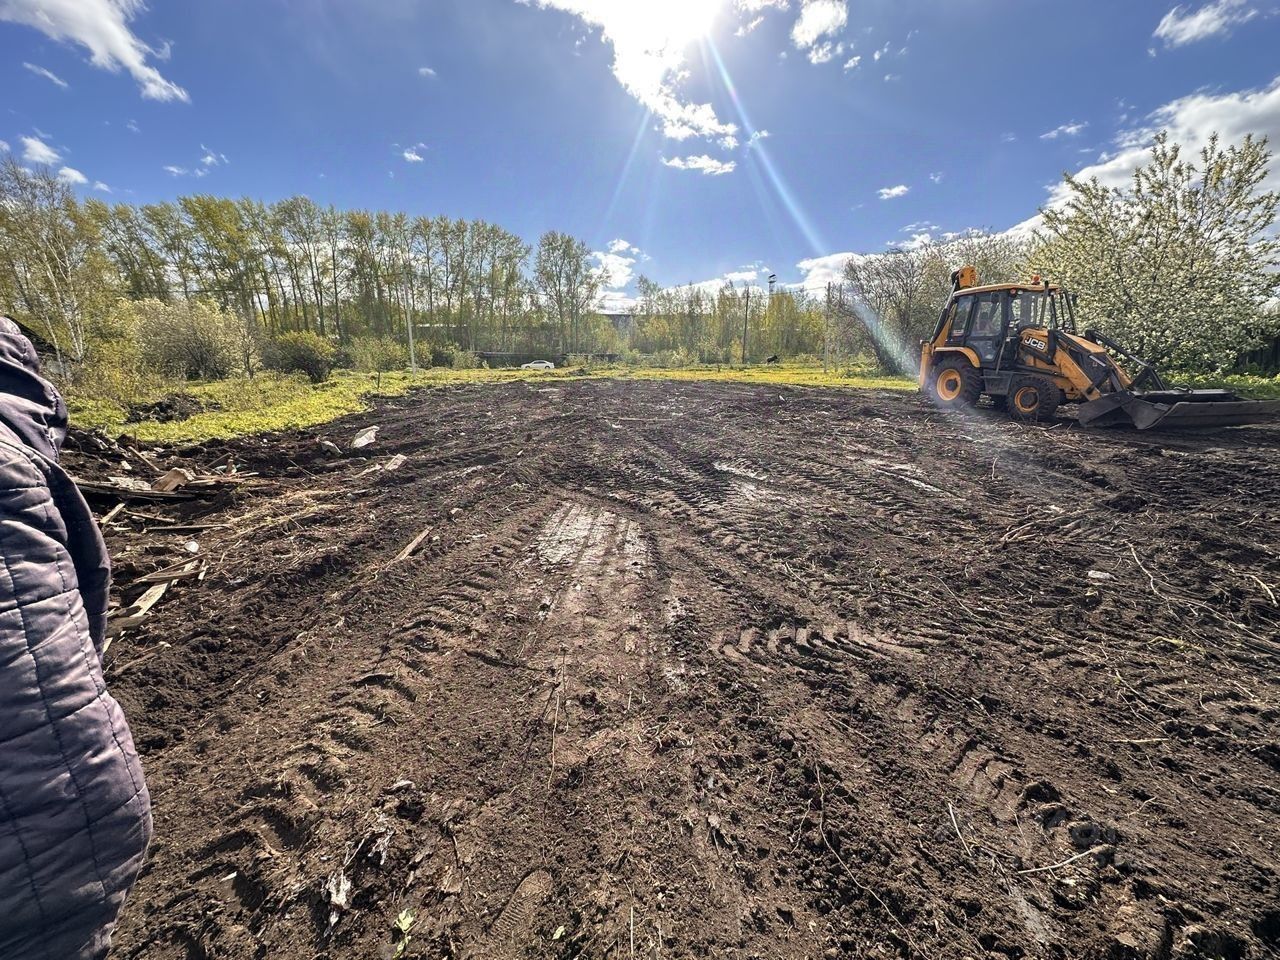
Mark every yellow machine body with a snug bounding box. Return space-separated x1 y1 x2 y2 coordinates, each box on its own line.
917 267 1280 429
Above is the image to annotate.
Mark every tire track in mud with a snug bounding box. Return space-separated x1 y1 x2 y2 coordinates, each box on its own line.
111 379 1280 960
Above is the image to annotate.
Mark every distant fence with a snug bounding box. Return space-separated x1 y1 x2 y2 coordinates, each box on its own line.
1239 336 1279 374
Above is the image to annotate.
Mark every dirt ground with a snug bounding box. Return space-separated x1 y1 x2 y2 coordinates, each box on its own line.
77 379 1280 960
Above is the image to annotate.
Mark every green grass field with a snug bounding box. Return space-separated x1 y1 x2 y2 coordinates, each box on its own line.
67 362 1277 444
67 367 578 444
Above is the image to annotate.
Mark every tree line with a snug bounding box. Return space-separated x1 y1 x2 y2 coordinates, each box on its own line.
0 157 835 382
0 129 1275 399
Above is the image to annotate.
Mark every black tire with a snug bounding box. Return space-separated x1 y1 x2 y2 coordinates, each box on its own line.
1007 374 1061 422
991 395 1009 412
929 357 983 410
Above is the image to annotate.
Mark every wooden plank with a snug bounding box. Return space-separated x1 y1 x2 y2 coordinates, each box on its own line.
153 467 195 492
394 526 432 563
105 581 171 642
74 478 193 502
135 561 204 584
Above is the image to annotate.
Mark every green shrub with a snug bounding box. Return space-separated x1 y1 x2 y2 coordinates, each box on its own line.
261 331 336 383
331 342 356 369
352 336 409 387
451 350 480 369
429 343 458 368
126 298 254 381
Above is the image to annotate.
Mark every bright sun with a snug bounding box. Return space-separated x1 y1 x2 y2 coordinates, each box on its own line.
634 0 723 52
676 0 724 47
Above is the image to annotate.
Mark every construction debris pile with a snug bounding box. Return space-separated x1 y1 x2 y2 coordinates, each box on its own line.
64 429 268 650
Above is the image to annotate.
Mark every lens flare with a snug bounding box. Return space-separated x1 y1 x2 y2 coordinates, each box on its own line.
704 40 827 257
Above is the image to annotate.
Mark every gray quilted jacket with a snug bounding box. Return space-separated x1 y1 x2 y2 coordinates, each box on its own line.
0 318 151 959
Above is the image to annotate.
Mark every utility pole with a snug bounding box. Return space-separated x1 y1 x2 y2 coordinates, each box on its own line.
406 311 418 374
742 286 750 366
835 283 845 372
824 282 833 373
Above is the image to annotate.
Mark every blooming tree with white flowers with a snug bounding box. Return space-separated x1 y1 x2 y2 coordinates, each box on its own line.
1032 132 1280 372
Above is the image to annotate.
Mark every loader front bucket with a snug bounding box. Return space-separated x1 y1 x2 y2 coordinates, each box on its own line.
1077 390 1280 431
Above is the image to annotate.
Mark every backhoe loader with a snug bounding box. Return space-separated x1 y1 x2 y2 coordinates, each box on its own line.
919 267 1280 430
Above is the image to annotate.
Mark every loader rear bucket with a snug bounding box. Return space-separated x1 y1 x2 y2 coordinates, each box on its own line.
1077 390 1280 431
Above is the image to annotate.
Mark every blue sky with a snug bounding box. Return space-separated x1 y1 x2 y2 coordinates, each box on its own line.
2 0 1279 305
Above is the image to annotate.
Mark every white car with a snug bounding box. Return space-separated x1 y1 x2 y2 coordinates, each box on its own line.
521 360 555 370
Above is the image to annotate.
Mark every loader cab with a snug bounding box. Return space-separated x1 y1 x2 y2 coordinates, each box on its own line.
933 283 1079 369
944 292 1007 365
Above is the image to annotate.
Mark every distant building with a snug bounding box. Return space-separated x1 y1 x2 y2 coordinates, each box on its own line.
601 312 634 336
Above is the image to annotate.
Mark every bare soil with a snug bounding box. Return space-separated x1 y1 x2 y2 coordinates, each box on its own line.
81 379 1280 959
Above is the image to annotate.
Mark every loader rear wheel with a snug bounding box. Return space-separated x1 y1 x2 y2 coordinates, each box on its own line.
1008 375 1061 422
930 358 982 410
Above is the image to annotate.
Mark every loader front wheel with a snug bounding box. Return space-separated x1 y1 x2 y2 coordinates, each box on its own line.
1008 375 1061 422
930 358 982 410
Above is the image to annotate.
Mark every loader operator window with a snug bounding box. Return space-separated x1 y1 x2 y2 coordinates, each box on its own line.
1011 293 1037 330
946 297 974 344
963 292 1006 364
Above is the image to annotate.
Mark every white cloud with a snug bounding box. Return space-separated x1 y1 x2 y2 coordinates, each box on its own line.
126 119 140 133
1001 132 1017 143
523 0 736 142
598 289 639 311
1154 0 1258 48
684 272 765 296
746 129 771 147
200 145 227 166
418 66 437 77
842 55 861 71
403 148 424 162
56 165 86 185
1041 121 1088 140
1062 74 1280 197
20 135 60 164
795 252 854 291
663 154 736 175
593 238 644 289
0 0 188 102
23 62 68 88
1014 73 1280 235
878 184 909 199
735 0 790 35
92 180 111 192
897 232 933 251
806 40 844 64
720 134 740 150
0 140 8 152
791 0 846 50
929 171 943 183
163 164 187 176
